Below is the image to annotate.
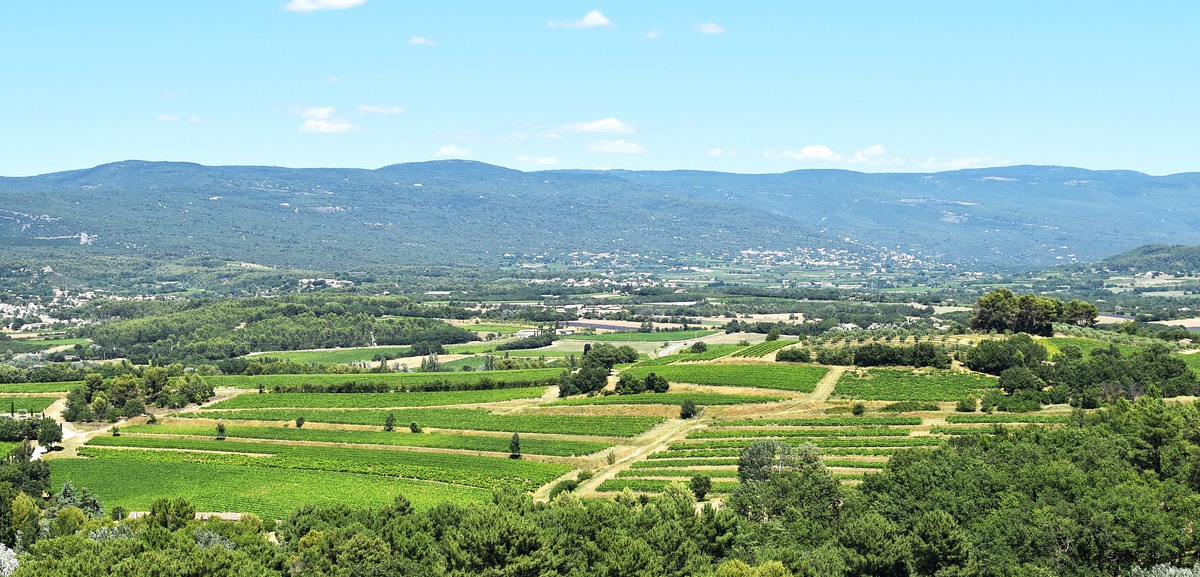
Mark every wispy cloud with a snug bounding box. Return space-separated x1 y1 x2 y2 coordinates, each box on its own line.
356 104 404 116
769 144 900 166
157 114 179 123
435 144 471 158
562 117 635 134
696 23 726 34
296 107 359 133
408 36 436 46
643 29 660 39
549 10 613 29
517 155 559 165
919 156 997 170
286 0 367 13
589 140 645 154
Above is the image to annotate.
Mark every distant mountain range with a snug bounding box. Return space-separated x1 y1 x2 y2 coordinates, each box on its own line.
1 160 1198 270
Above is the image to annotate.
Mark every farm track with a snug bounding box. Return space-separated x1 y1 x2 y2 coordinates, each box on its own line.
571 417 709 499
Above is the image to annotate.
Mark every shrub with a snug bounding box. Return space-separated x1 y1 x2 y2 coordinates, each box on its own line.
851 402 866 416
680 399 698 419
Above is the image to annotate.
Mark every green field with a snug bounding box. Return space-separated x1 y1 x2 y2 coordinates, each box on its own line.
1042 337 1144 358
546 392 786 407
944 414 1070 424
731 340 796 358
0 337 91 355
833 369 998 401
688 427 911 439
122 423 609 456
634 344 746 367
596 479 740 494
0 381 80 393
50 459 489 520
0 396 58 414
254 346 414 364
185 407 662 437
207 387 546 409
564 330 718 342
202 368 564 390
622 364 829 392
81 438 569 491
461 324 530 335
713 416 922 427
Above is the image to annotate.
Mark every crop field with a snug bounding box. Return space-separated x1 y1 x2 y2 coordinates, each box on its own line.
564 330 719 342
634 345 746 366
596 479 741 494
944 414 1070 424
689 427 912 439
0 396 58 414
1042 337 1143 358
206 387 547 409
184 407 662 437
202 368 564 390
254 346 414 365
461 324 529 335
713 417 922 427
545 392 787 407
0 381 81 393
833 369 998 401
622 364 829 392
120 423 609 456
50 459 489 520
82 437 570 491
730 340 797 358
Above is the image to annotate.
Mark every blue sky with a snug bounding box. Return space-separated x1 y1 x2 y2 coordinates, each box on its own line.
2 1 1198 176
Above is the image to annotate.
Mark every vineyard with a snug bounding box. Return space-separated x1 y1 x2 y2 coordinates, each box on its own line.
202 368 565 390
544 392 787 407
730 340 796 358
0 396 58 414
622 364 829 392
206 387 547 409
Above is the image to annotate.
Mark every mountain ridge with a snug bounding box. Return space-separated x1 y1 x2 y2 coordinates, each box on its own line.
2 160 1198 270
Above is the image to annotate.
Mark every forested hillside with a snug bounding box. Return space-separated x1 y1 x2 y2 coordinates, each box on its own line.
3 161 1200 270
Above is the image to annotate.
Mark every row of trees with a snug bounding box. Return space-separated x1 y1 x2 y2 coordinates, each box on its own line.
557 344 639 397
63 370 214 422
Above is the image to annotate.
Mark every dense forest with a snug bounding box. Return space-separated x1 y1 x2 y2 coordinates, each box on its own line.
63 296 476 364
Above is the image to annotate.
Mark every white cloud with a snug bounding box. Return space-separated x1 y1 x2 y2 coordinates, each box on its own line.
286 0 367 12
696 22 726 34
919 156 996 170
327 76 340 83
357 104 404 116
188 114 205 125
643 29 660 39
589 140 645 154
157 114 179 122
549 10 613 29
435 144 471 158
517 155 559 165
408 36 436 46
562 117 635 134
296 107 358 133
778 145 842 162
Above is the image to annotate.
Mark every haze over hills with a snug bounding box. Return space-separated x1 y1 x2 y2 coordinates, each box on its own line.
1 160 1198 271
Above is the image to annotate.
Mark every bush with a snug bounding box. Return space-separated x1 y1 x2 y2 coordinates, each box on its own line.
851 402 866 416
295 416 305 428
410 422 422 433
689 474 712 501
956 397 978 412
689 342 708 354
680 399 698 419
775 348 811 363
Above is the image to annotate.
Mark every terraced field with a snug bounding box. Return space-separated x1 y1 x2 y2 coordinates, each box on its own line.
183 407 662 437
545 392 787 407
202 368 564 390
206 387 547 409
634 344 746 367
622 364 829 392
